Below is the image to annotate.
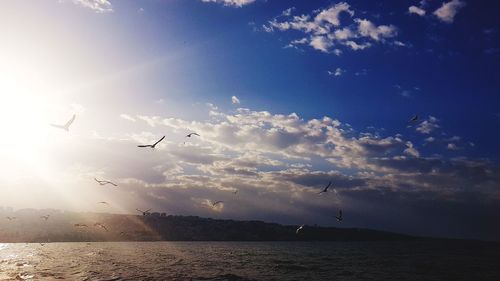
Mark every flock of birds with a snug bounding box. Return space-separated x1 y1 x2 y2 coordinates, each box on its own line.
5 112 422 237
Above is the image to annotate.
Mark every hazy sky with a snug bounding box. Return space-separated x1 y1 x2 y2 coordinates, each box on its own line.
0 0 499 240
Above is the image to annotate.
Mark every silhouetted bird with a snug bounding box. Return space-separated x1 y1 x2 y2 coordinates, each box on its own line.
94 222 108 231
212 201 223 207
40 215 50 221
136 208 152 216
94 178 118 186
137 136 165 148
186 132 200 138
318 181 332 194
50 114 76 131
6 216 16 220
409 114 419 123
335 209 343 222
296 224 305 234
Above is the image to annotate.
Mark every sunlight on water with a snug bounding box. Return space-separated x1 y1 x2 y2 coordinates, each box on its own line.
0 241 499 280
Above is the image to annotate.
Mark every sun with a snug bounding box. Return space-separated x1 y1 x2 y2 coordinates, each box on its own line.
0 66 55 181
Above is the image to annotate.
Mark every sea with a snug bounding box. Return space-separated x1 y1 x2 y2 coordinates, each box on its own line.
0 241 499 280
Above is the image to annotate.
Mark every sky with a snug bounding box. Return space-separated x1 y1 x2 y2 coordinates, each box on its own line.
0 0 499 241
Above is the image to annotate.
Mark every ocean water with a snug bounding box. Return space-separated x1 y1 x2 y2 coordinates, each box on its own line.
0 241 499 280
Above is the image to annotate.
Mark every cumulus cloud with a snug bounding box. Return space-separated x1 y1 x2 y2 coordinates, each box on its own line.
328 67 345 77
404 142 420 157
433 0 466 23
70 0 113 13
409 5 426 16
231 96 241 105
263 2 399 54
201 0 256 8
416 116 440 134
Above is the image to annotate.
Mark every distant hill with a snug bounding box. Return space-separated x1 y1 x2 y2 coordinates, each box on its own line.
0 209 414 243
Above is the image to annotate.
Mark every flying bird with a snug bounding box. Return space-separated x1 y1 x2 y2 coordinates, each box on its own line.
98 201 109 205
335 209 343 222
74 223 88 228
318 181 332 194
186 132 200 138
40 215 50 221
409 114 419 123
296 224 305 234
6 216 16 221
137 136 165 148
94 222 109 232
136 208 152 216
212 201 223 207
94 178 118 186
50 114 76 131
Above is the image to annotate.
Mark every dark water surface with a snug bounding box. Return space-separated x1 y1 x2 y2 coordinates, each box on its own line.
0 241 499 280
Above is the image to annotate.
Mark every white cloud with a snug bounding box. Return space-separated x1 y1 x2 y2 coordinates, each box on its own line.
447 143 459 150
355 19 397 41
120 114 136 122
201 0 256 8
231 96 241 105
404 142 420 157
416 116 440 134
328 67 345 77
409 5 426 16
433 0 466 23
70 0 113 13
263 3 399 54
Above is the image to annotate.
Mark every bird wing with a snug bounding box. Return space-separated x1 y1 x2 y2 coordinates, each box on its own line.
108 181 117 186
137 145 151 148
136 209 144 213
64 114 76 128
153 136 165 146
325 181 332 191
193 133 200 136
50 124 65 129
145 209 151 213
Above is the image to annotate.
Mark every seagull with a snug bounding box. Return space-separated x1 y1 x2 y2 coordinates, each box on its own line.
136 208 152 216
318 181 332 194
296 224 305 234
186 132 200 138
98 201 109 205
50 114 76 131
74 223 88 228
335 209 343 222
409 114 419 123
212 201 223 207
94 222 109 232
40 215 50 221
137 136 165 148
6 216 16 221
94 178 118 186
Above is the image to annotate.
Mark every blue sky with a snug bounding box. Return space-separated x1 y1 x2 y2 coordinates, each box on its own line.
0 0 499 240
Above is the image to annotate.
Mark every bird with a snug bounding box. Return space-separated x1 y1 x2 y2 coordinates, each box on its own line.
335 209 343 222
94 223 108 232
40 243 46 246
409 114 419 123
6 216 16 221
296 224 305 234
98 201 109 205
186 132 200 138
318 181 332 194
137 136 165 148
94 178 118 186
74 223 88 228
40 215 50 221
50 114 76 131
233 189 238 194
119 231 127 236
212 201 223 207
136 208 152 216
